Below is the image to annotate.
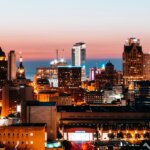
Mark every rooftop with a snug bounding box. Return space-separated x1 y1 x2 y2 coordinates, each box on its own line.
10 123 46 127
57 105 150 112
25 101 56 106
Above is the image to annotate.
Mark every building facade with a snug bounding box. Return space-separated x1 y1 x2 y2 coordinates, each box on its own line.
0 123 46 150
143 53 150 80
134 81 150 105
22 101 57 140
8 50 16 81
72 42 86 67
72 42 86 81
58 66 81 89
95 61 120 91
123 38 143 87
1 85 33 117
0 47 7 88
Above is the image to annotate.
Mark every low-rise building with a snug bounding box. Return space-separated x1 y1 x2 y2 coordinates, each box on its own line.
0 123 46 150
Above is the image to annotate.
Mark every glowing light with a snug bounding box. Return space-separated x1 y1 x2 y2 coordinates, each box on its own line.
82 65 85 69
54 59 58 64
101 64 105 69
30 141 33 144
60 58 64 62
68 132 93 141
30 133 33 136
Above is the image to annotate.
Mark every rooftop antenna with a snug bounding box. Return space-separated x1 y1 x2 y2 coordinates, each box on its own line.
56 49 64 60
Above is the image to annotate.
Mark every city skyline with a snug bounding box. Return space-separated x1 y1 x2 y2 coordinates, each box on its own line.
0 0 150 60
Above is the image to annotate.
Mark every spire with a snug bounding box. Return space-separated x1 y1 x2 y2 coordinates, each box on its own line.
19 55 23 68
17 55 26 79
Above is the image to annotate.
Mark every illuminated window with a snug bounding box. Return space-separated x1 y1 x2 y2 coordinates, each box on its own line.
30 141 33 144
30 133 33 136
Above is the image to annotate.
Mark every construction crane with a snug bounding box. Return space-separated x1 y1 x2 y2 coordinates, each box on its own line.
56 49 64 60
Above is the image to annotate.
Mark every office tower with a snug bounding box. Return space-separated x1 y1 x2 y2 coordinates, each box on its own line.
8 50 16 81
58 66 81 89
16 56 26 79
0 47 7 87
143 53 150 80
1 84 34 116
72 42 86 81
123 38 143 87
72 42 86 66
95 61 118 90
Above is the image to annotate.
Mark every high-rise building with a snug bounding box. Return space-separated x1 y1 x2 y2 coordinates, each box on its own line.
95 61 120 90
123 38 143 87
72 42 86 81
58 66 81 89
143 53 150 80
72 42 86 67
1 84 34 116
8 50 16 81
16 56 26 79
0 47 7 87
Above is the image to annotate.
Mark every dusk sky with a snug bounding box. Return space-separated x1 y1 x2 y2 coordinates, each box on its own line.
0 0 150 60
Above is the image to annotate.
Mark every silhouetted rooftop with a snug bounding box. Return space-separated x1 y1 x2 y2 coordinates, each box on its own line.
124 45 142 53
57 105 150 112
25 101 56 106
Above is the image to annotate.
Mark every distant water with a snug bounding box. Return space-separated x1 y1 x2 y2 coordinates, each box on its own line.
17 58 122 81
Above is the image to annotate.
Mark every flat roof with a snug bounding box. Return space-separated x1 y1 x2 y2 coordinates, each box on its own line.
57 105 150 112
9 123 46 127
26 101 56 106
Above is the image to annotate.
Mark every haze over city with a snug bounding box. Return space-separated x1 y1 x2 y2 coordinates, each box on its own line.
0 0 150 60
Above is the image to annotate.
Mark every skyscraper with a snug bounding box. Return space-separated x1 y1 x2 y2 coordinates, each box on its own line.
0 47 7 87
123 38 143 87
72 42 86 67
72 42 86 81
58 66 81 89
143 53 150 80
8 50 16 81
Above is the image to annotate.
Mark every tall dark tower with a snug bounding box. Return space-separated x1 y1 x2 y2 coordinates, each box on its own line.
123 38 143 87
16 56 26 79
8 50 16 81
0 47 7 87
